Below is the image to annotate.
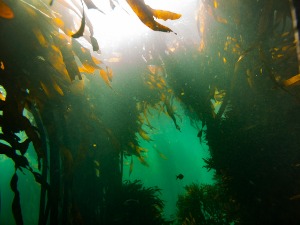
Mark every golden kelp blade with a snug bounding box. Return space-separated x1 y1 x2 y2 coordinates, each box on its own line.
70 79 85 95
82 63 97 74
78 66 91 74
53 17 64 28
92 56 102 65
99 69 112 88
106 66 113 82
126 0 181 33
138 128 152 141
282 74 300 87
32 28 48 48
151 9 181 21
40 81 51 97
213 0 218 8
147 65 157 74
215 16 227 24
0 0 14 19
137 155 149 167
52 80 64 96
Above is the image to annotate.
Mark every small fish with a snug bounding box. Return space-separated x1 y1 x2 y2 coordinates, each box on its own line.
176 174 184 180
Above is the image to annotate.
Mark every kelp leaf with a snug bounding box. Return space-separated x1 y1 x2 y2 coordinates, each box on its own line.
83 0 105 13
23 118 44 159
282 74 300 87
10 173 23 225
126 0 181 33
109 0 116 10
0 133 28 155
0 142 14 158
99 69 112 88
151 9 181 21
90 36 100 52
83 0 98 10
0 143 29 170
0 0 14 19
72 11 85 38
32 171 50 189
14 155 30 170
17 138 31 156
72 39 101 69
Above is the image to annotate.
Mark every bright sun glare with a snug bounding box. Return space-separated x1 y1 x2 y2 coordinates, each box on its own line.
88 0 185 47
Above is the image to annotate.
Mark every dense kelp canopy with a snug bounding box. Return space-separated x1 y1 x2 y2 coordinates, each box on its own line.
0 0 300 225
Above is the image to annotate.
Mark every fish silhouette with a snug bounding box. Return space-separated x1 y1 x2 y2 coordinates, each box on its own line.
176 174 184 180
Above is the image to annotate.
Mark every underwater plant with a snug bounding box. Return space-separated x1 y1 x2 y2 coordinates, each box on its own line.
165 0 300 224
176 183 238 225
105 180 171 225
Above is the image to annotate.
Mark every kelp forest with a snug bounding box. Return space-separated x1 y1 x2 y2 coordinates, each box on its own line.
0 0 300 224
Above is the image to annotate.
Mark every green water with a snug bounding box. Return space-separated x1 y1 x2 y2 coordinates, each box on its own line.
1 0 300 224
123 103 214 218
0 106 214 224
0 145 40 225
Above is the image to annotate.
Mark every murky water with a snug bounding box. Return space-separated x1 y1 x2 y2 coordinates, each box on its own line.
0 0 300 225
